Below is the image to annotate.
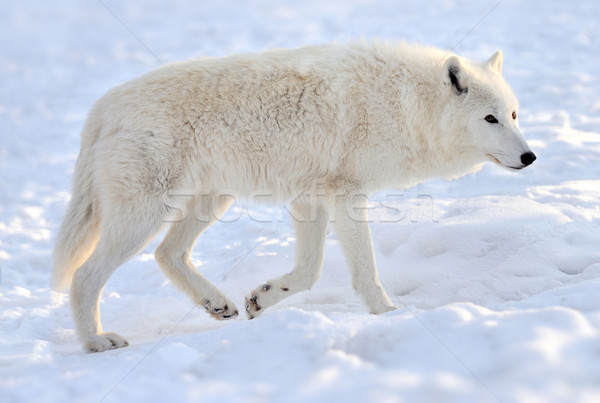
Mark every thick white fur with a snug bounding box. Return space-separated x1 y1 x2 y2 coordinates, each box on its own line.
52 41 534 352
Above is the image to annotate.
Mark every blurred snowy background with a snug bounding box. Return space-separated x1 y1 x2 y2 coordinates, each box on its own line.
1 1 599 402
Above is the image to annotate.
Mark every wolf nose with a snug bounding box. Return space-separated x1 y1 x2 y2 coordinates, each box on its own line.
520 151 537 167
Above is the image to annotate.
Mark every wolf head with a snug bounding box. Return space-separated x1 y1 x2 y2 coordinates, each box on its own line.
441 51 536 171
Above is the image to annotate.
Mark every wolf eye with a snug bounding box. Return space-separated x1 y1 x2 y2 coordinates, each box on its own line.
512 111 517 120
485 115 498 124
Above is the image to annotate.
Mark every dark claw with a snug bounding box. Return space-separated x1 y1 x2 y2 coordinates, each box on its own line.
250 294 261 311
245 298 254 319
244 293 262 315
222 310 239 319
213 304 228 314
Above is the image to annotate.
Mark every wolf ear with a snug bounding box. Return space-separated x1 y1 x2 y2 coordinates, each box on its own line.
445 56 467 95
486 50 503 73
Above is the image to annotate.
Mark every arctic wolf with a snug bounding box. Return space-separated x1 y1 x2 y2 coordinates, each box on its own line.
53 42 536 352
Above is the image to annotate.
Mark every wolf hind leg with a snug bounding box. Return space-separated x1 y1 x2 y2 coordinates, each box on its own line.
71 200 166 352
245 202 328 319
155 193 238 320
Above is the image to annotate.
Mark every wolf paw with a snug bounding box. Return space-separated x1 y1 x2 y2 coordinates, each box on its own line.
202 299 239 320
370 304 397 315
245 283 282 319
85 332 129 353
245 292 262 319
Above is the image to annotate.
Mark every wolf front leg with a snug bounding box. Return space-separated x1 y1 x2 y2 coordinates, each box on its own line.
245 202 328 319
333 191 396 314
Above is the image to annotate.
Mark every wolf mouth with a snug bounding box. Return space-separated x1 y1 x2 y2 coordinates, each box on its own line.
485 153 523 170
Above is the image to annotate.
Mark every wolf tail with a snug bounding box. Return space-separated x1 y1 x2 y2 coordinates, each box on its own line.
51 112 103 291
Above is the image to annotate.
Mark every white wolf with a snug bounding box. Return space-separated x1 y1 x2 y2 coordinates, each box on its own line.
53 42 535 352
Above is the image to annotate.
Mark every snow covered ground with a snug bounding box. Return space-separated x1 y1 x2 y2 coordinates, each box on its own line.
1 0 600 402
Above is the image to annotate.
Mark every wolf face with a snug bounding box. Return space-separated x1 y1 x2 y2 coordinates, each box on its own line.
443 51 536 170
